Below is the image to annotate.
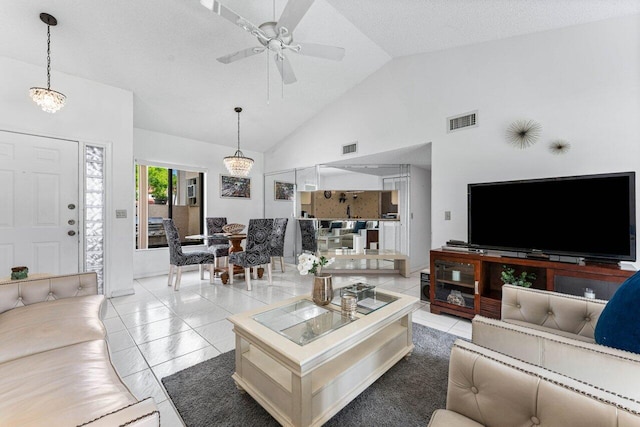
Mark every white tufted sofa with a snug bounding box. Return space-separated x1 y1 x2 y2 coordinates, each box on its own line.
429 339 640 427
472 284 640 402
0 272 159 427
499 284 606 342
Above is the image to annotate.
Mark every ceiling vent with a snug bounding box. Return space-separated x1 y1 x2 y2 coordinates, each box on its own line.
447 111 478 133
342 142 358 155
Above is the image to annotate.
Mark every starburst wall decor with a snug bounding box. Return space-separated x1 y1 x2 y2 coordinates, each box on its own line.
506 119 542 149
549 139 571 155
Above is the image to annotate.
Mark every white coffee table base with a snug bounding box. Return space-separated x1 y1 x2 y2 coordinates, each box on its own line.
230 304 414 427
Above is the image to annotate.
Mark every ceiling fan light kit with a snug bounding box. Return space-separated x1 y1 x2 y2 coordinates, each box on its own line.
29 13 66 113
223 107 254 177
201 0 344 88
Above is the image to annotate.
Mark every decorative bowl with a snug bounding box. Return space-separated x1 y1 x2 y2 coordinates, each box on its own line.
222 223 245 234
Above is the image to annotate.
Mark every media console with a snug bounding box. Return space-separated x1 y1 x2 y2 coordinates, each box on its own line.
429 249 636 320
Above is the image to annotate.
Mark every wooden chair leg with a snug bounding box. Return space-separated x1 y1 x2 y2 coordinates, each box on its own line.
199 264 204 280
209 264 214 284
175 267 183 291
245 267 251 291
229 264 234 284
267 263 272 285
280 257 285 273
168 264 175 287
252 267 258 280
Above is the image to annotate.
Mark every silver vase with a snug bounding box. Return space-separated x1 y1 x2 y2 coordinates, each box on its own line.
312 273 333 306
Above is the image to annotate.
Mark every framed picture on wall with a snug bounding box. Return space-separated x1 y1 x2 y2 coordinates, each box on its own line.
274 181 295 201
220 175 251 199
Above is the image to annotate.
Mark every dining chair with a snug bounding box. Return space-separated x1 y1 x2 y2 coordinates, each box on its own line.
270 218 288 272
298 219 317 254
162 219 216 291
206 217 230 269
228 218 274 291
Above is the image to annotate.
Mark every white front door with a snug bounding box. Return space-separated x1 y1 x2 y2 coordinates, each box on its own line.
0 131 80 276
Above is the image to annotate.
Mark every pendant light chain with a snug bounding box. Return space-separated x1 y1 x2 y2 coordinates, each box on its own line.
237 108 241 153
46 25 51 90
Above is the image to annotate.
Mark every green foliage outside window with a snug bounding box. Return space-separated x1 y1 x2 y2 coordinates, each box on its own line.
148 167 169 202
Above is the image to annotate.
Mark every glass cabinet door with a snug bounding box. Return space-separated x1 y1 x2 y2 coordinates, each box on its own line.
433 260 476 310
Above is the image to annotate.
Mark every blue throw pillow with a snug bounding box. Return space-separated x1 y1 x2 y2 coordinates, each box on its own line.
594 270 640 353
353 221 367 233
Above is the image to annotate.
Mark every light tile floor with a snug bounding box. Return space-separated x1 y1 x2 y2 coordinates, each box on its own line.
107 265 471 426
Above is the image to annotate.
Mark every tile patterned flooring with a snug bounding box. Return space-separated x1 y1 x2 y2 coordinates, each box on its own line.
107 265 471 426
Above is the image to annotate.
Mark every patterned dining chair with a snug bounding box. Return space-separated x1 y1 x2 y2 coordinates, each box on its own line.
270 218 288 272
298 219 317 254
228 218 274 291
206 217 230 269
163 219 216 291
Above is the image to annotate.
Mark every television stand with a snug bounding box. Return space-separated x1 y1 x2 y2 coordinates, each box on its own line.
583 258 622 269
429 249 635 320
525 252 550 260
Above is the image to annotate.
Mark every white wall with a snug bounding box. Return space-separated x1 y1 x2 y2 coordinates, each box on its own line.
264 171 296 263
0 56 135 297
265 14 640 268
410 165 431 271
133 128 264 278
319 170 381 190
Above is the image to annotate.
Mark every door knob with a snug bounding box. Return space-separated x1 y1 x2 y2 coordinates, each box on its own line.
68 230 76 236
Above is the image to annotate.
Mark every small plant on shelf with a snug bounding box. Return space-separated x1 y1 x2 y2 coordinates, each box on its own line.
500 265 536 288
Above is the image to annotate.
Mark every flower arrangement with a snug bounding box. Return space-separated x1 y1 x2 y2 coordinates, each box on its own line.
297 253 334 276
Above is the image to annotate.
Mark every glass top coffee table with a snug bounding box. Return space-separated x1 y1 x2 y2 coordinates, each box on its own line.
228 288 419 427
253 290 398 346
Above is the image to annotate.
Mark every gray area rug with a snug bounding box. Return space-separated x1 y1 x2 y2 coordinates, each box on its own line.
162 323 458 427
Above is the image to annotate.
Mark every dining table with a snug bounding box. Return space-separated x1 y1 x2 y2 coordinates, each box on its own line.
185 233 262 284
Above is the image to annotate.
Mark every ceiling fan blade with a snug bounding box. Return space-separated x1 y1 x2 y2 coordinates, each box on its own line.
200 0 268 41
276 0 315 34
217 47 265 64
295 42 345 61
274 54 297 85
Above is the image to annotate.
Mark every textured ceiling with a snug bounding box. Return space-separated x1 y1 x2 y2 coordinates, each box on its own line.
1 1 638 153
327 0 640 58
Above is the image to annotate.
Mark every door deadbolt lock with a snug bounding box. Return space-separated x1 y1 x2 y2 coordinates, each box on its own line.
68 219 76 225
68 230 76 236
68 204 76 210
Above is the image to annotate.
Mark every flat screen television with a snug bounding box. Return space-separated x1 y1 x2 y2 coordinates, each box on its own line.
468 172 636 262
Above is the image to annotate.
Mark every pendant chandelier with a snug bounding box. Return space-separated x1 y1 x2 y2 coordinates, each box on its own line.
223 107 254 176
29 13 66 113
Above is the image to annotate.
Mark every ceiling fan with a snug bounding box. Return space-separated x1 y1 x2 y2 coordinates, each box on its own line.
200 0 345 84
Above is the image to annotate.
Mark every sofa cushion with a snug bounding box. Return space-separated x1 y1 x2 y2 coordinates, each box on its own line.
428 409 483 427
503 319 595 343
595 271 640 353
0 295 106 364
0 339 138 427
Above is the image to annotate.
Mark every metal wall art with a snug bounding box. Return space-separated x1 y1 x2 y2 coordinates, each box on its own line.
506 119 542 149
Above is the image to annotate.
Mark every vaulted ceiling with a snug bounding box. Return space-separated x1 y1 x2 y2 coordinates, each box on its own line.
1 1 638 152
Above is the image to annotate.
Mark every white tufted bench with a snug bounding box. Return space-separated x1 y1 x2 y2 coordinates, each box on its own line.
0 272 159 426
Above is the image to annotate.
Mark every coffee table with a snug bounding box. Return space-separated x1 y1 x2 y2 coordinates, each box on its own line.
228 288 420 427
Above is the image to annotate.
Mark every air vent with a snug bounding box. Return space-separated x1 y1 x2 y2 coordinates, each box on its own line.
342 142 358 155
447 111 478 133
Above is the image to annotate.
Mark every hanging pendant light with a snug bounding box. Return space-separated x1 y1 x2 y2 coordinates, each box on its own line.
223 107 254 176
29 13 66 113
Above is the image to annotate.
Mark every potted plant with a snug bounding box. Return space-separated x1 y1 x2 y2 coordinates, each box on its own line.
500 265 536 288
